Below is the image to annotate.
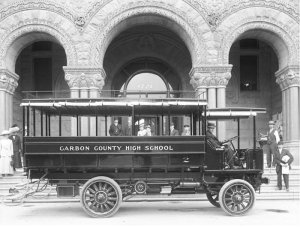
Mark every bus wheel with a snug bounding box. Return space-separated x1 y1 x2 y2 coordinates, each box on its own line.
80 176 122 218
206 191 220 208
219 179 255 216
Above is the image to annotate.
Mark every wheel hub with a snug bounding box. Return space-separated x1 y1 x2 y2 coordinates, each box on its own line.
134 181 147 194
95 191 108 204
232 193 243 204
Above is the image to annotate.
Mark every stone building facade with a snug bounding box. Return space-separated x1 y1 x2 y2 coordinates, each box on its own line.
0 0 299 162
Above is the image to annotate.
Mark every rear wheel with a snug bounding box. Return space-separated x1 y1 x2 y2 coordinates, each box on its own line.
219 179 255 216
206 191 220 208
80 176 122 218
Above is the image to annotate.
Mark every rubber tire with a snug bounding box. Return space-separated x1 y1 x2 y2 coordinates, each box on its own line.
206 191 220 208
219 179 255 216
80 176 122 218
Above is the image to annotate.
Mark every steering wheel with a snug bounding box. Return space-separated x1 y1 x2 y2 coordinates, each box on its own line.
221 136 238 145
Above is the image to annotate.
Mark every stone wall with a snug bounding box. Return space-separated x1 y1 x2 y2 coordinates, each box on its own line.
0 0 298 162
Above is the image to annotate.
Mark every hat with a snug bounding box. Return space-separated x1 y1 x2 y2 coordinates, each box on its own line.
135 119 145 126
207 122 216 128
170 122 175 126
278 141 284 145
184 124 190 128
268 120 275 125
146 125 151 129
282 155 290 162
9 127 20 133
0 130 10 136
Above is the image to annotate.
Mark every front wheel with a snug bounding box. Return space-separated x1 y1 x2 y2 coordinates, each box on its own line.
80 176 122 218
219 179 255 216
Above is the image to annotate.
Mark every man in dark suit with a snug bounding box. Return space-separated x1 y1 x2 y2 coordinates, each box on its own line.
170 123 179 136
206 122 222 148
206 122 235 167
260 120 280 168
273 141 294 191
109 119 123 136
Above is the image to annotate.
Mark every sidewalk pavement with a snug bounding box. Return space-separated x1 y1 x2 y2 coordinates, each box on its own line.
0 199 299 227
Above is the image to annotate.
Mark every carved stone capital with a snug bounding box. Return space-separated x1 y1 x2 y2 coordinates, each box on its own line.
63 67 106 90
0 69 19 94
275 66 300 90
189 65 232 89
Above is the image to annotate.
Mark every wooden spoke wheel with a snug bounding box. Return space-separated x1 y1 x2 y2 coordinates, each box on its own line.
206 191 220 208
219 179 255 216
80 176 122 218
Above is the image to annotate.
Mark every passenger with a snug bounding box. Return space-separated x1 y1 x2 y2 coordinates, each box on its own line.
206 122 235 168
125 118 132 136
170 123 179 136
145 125 152 136
181 124 191 136
137 124 147 136
109 119 123 136
0 130 14 176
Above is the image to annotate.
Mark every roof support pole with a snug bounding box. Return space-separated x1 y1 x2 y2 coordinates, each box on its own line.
217 86 226 141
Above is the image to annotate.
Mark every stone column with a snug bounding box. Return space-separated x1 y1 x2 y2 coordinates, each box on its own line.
190 65 232 140
276 65 300 164
0 69 19 132
80 88 89 136
70 88 80 136
64 67 105 136
89 88 99 136
217 86 227 140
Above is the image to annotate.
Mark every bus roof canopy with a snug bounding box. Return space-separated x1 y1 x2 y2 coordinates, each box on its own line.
207 108 266 119
20 98 266 118
20 98 207 116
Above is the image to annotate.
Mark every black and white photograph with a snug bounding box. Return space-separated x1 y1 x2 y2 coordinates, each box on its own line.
0 0 299 226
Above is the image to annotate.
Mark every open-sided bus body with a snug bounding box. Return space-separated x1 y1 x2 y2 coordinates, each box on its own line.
20 97 268 217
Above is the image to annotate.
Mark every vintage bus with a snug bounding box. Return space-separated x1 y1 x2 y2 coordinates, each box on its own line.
17 94 268 217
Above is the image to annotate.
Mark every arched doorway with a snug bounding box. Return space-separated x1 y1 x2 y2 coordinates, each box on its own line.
102 23 193 136
14 40 69 135
103 25 192 96
227 38 281 149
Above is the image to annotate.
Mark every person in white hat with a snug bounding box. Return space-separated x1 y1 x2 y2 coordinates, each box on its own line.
9 126 22 170
137 123 147 136
0 130 14 176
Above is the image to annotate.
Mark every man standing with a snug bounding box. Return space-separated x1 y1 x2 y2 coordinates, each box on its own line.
273 141 293 191
262 120 280 168
109 119 123 136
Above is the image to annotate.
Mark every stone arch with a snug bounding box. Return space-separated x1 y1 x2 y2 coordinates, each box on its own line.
0 0 77 24
0 19 78 72
220 18 298 69
88 2 210 68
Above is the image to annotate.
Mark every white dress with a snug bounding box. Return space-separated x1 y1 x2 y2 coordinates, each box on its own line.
0 138 14 174
137 129 147 136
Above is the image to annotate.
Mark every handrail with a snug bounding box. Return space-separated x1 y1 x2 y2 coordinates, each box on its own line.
21 90 205 99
